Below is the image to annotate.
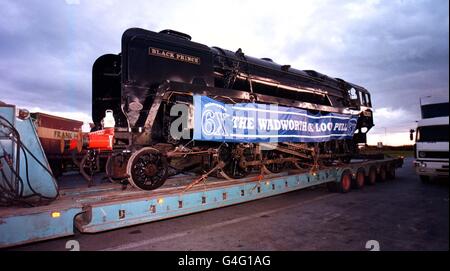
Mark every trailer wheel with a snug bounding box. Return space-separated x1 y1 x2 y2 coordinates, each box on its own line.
126 147 168 190
378 166 387 182
339 171 352 193
353 170 365 189
367 167 376 185
387 164 396 180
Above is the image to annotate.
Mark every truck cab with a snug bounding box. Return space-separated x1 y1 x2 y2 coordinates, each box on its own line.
412 97 449 182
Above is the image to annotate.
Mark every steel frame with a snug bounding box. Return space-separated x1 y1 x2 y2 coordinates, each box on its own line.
0 158 401 248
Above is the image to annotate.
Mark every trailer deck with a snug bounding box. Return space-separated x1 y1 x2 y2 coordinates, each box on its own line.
0 157 402 248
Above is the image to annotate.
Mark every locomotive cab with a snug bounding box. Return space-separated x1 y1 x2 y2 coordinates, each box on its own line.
92 54 124 129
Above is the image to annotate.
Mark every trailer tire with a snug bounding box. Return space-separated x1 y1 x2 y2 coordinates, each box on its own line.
378 166 387 182
387 164 396 180
367 167 377 185
338 171 352 193
352 169 365 189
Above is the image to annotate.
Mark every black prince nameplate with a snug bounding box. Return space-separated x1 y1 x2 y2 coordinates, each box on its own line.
148 47 201 65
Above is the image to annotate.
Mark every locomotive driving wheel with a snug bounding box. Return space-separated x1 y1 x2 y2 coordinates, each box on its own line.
126 147 168 190
264 151 284 173
227 157 251 179
217 145 251 179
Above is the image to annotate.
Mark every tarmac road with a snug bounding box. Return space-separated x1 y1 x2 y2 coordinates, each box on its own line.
11 157 449 251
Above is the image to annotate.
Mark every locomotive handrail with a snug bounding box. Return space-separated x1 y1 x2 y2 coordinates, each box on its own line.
155 81 354 115
212 46 370 96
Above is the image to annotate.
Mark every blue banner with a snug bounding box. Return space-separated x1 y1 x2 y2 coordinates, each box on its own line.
193 95 358 143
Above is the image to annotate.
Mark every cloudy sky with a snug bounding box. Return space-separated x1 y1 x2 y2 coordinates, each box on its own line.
1 0 448 145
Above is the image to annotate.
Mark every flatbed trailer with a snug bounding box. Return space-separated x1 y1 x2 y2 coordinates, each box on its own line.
0 157 403 248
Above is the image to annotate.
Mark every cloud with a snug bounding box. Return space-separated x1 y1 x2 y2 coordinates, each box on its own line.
374 107 409 120
367 132 411 146
370 107 416 132
0 0 448 146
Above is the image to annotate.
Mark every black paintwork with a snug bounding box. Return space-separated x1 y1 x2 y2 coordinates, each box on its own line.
92 28 374 143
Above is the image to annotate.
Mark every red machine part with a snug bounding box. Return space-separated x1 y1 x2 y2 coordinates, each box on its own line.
66 128 114 152
86 128 114 150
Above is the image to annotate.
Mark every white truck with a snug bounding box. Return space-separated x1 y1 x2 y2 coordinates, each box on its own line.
411 96 449 182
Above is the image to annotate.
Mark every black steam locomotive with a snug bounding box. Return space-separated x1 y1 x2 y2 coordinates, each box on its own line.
90 28 374 190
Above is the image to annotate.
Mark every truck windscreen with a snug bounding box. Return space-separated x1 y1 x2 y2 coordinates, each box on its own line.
421 102 449 119
417 125 449 142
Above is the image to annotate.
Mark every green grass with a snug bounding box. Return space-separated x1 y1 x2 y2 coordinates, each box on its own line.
382 150 414 158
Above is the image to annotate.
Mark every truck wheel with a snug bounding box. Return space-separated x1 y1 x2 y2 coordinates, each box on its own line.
367 167 376 185
420 175 430 183
339 171 352 193
377 166 387 182
353 170 365 189
387 165 396 180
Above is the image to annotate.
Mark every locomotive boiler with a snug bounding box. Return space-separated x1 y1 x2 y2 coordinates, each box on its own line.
79 28 374 190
